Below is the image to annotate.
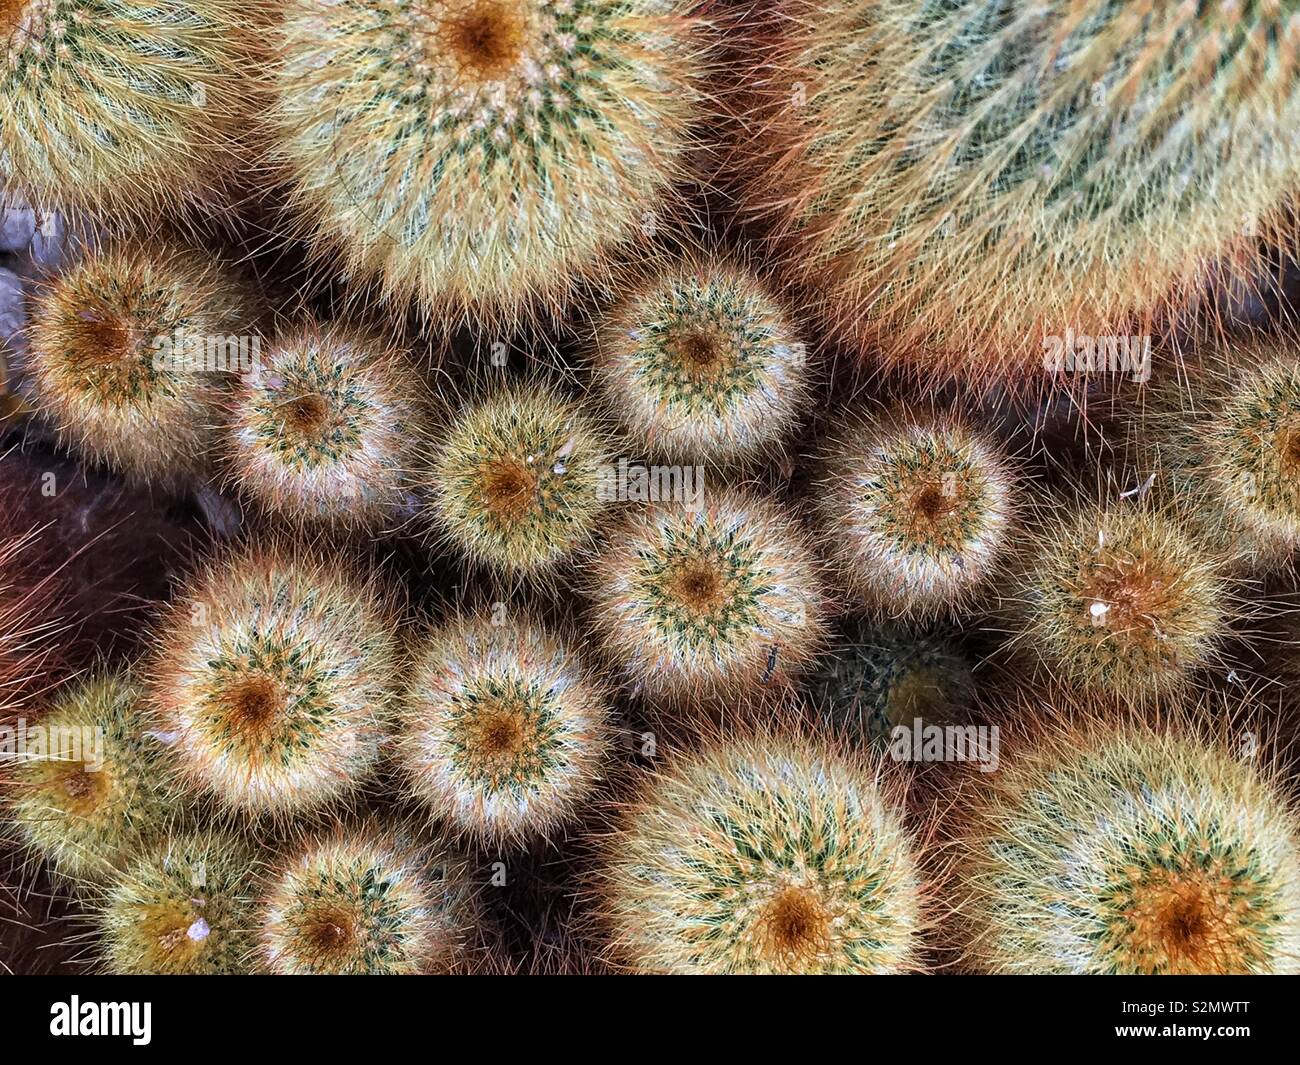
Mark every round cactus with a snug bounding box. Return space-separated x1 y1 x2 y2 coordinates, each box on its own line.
259 823 479 975
224 322 428 531
745 0 1300 389
0 0 260 223
24 238 261 487
815 407 1019 618
272 0 708 323
7 673 180 884
149 546 398 817
955 719 1300 974
599 731 927 974
97 828 263 974
398 611 612 843
424 384 615 578
806 626 975 746
1143 339 1300 570
1013 500 1228 704
590 257 811 466
586 488 827 706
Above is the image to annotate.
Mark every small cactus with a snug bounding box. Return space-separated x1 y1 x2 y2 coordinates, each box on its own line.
259 823 479 975
398 610 612 843
224 321 428 532
149 546 399 817
423 383 616 578
590 257 811 466
1010 498 1228 704
815 407 1019 618
25 237 262 487
7 673 181 884
1142 339 1300 571
271 0 709 323
806 626 975 746
97 828 263 975
586 488 828 707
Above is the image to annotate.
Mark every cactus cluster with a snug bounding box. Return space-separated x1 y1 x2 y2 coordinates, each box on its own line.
9 0 1300 989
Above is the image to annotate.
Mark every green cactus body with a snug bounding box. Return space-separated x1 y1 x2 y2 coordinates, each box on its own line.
151 549 397 816
226 324 425 530
26 239 259 486
588 490 827 704
426 385 614 577
1018 501 1226 703
817 409 1018 618
1143 342 1300 570
808 628 974 745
